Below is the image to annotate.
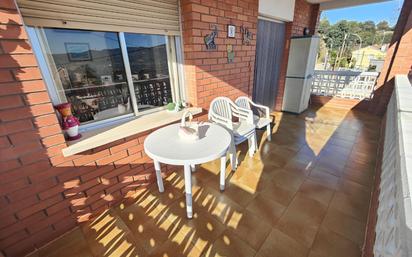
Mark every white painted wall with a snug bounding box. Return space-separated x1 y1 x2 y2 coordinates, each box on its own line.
258 0 295 22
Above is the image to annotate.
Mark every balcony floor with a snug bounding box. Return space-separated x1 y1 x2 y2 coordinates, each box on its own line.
28 105 381 257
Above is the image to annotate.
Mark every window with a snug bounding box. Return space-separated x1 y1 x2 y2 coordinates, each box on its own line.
30 27 183 128
125 33 172 112
42 29 132 123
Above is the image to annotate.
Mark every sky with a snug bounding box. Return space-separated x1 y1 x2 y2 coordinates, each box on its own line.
321 0 403 26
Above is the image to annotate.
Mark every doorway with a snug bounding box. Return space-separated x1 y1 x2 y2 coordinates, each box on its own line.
253 19 286 110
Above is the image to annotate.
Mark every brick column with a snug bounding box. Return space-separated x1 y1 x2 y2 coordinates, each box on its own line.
0 1 69 256
368 0 412 115
180 0 258 110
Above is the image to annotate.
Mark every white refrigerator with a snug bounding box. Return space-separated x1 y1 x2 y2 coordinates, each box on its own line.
282 36 319 114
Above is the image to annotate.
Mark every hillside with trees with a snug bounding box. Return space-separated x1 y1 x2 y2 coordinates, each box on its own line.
317 18 394 69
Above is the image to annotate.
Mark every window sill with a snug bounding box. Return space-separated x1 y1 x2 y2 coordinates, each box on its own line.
62 107 203 157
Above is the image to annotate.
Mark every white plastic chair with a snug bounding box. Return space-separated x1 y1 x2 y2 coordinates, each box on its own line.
208 97 257 170
235 96 272 142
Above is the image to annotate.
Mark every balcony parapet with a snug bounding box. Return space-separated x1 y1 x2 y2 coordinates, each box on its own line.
374 75 412 257
311 70 379 100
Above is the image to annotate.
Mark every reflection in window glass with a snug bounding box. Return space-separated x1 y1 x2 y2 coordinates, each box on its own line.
125 33 172 111
43 29 132 123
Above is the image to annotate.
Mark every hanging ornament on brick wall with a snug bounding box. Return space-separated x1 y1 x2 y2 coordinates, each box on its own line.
204 25 218 50
241 26 253 45
227 24 236 38
227 44 234 63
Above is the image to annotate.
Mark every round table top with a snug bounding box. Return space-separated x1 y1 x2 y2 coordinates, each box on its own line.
144 122 231 165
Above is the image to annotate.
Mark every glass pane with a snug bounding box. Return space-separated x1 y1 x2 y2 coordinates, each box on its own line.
124 33 173 111
43 28 132 124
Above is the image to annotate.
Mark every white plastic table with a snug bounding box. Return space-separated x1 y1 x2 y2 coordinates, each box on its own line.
144 122 231 218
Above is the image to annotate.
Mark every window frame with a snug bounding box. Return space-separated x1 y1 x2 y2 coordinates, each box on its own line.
27 26 185 132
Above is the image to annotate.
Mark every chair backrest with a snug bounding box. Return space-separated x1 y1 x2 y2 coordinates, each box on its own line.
235 96 251 110
209 97 254 131
208 97 233 121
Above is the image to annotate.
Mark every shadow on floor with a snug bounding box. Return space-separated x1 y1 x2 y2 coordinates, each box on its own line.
27 104 381 257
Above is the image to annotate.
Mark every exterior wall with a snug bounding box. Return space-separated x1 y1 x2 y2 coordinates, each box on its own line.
275 0 320 110
181 0 258 109
368 0 412 115
0 2 170 256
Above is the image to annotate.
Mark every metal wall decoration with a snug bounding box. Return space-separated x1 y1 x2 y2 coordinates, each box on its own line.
227 25 236 38
204 25 218 50
227 44 234 63
241 26 253 45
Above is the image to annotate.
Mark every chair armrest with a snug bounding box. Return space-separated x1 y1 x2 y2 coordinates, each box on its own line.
249 101 270 119
234 106 254 124
209 112 233 130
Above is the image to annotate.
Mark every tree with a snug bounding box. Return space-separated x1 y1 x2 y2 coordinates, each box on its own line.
318 17 330 35
317 18 394 69
358 21 376 46
377 21 391 31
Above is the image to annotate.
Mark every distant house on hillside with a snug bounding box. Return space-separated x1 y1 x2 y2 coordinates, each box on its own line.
351 45 387 71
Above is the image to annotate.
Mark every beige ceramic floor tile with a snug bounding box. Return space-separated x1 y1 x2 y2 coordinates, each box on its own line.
276 193 328 247
192 186 244 226
329 192 369 222
205 179 256 207
149 239 205 257
260 182 297 206
310 226 362 257
35 228 93 257
271 170 305 192
298 179 334 206
203 230 256 257
337 178 371 204
157 200 226 254
321 209 366 247
245 193 286 225
309 167 340 190
283 158 315 177
81 210 147 257
255 228 309 257
225 209 272 250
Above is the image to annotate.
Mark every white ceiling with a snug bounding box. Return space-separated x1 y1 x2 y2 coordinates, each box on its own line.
306 0 390 10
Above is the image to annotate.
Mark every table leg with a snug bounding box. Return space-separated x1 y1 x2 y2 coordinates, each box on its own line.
183 164 193 219
220 155 226 191
190 164 196 172
154 160 164 193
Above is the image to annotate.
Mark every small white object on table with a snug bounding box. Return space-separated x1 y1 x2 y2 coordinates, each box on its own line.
144 122 231 218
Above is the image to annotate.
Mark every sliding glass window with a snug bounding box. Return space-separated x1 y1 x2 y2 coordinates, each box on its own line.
32 28 181 127
125 33 172 112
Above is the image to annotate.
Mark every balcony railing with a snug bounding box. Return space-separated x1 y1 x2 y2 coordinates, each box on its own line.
374 75 412 257
311 70 379 100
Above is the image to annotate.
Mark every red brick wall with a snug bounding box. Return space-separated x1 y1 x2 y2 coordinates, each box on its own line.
181 0 258 109
0 2 175 256
368 0 412 115
275 0 320 110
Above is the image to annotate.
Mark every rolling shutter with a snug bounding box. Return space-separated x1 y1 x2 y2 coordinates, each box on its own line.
16 0 181 35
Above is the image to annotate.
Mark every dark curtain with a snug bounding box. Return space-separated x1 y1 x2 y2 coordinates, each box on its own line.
253 20 286 110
